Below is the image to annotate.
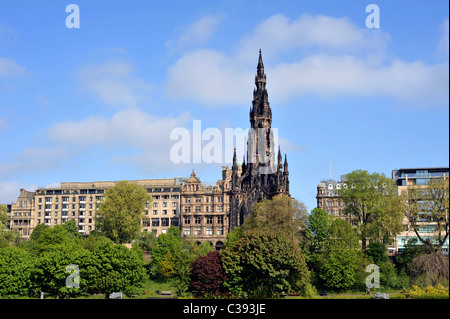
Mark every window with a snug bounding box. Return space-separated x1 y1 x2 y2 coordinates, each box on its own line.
184 216 191 225
216 227 223 235
151 218 160 227
217 215 224 224
206 227 213 235
195 206 201 212
184 228 191 236
163 210 168 215
172 202 177 207
163 202 168 207
153 210 158 215
194 215 202 224
161 218 169 226
194 227 201 235
171 217 179 226
153 202 158 207
206 216 213 224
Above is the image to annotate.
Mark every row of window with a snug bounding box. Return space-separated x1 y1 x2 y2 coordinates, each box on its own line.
183 215 224 224
184 196 224 203
142 217 179 227
39 189 105 195
183 227 224 236
183 205 224 213
39 196 103 203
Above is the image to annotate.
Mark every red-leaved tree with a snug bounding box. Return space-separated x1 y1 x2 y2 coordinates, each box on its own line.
189 251 227 297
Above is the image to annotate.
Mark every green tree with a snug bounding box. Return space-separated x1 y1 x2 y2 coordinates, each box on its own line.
159 251 176 282
0 247 34 297
302 208 332 270
338 170 403 251
32 242 89 298
25 224 81 256
83 238 148 296
242 195 308 243
318 219 363 291
96 181 152 244
222 230 310 298
223 226 243 250
149 226 182 276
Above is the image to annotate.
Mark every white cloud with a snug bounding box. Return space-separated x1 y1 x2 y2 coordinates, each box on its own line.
164 13 448 107
46 108 193 173
268 54 449 103
0 181 37 204
0 57 27 78
237 13 389 62
165 49 252 105
166 15 222 53
78 59 154 108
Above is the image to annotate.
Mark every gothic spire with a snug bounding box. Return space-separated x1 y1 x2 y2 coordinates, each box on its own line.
257 48 264 78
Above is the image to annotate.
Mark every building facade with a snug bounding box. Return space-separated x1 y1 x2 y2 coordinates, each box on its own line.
180 170 230 250
316 177 348 219
9 189 35 239
392 167 449 254
10 178 184 240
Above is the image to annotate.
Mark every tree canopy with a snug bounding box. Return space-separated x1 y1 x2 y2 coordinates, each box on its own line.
96 181 152 244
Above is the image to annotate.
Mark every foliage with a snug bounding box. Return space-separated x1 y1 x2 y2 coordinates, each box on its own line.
135 230 157 252
32 242 89 298
96 181 152 244
302 208 332 270
317 219 363 290
159 251 176 281
189 251 227 297
338 170 403 250
396 238 424 272
221 230 310 298
242 195 308 243
0 247 34 297
409 251 449 287
149 226 182 276
223 227 243 250
82 238 148 296
406 284 449 299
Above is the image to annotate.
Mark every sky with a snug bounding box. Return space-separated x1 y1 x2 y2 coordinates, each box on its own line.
0 0 448 212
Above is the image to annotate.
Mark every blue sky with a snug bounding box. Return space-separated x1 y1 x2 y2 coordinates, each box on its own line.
0 0 448 211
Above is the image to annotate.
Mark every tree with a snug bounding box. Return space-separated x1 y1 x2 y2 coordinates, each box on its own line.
25 224 81 256
32 242 89 298
318 218 364 291
338 170 403 251
96 181 152 244
0 247 34 297
409 251 449 287
242 195 308 243
83 238 148 296
401 177 449 252
189 251 227 297
221 230 310 298
159 251 176 282
149 226 182 276
302 208 332 270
